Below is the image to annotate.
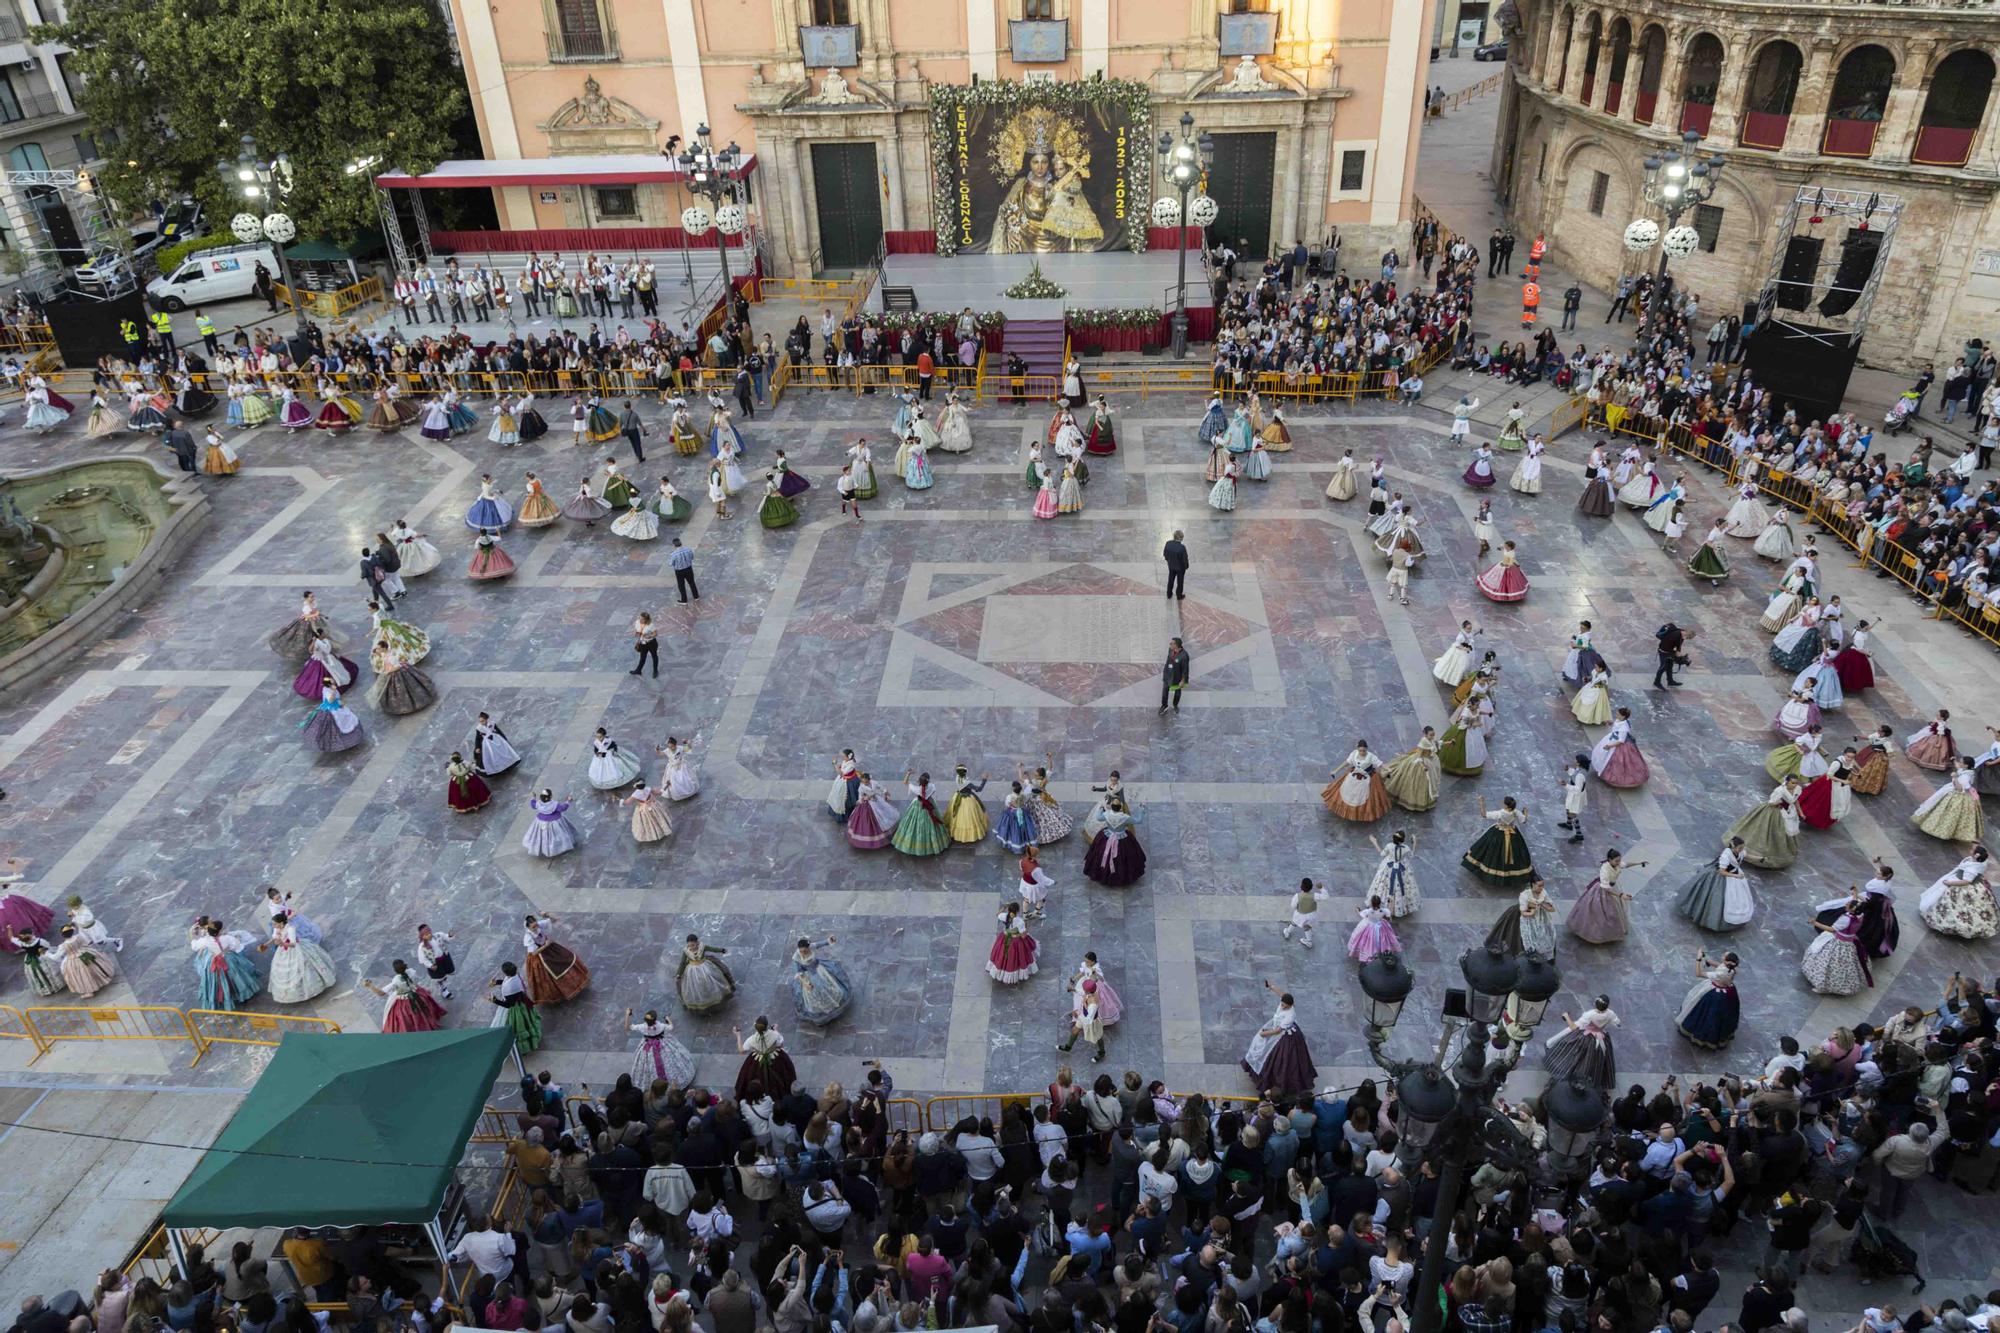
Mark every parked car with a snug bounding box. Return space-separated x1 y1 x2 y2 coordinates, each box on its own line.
1473 41 1508 60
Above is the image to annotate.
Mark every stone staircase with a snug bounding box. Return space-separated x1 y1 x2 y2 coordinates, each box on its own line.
1003 317 1066 379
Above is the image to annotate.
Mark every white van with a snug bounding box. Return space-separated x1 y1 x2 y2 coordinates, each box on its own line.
145 243 280 311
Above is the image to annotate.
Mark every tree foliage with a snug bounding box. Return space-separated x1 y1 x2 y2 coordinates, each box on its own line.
40 0 467 241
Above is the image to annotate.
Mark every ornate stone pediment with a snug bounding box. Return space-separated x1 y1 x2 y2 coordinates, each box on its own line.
779 67 892 110
539 77 662 152
1193 54 1306 98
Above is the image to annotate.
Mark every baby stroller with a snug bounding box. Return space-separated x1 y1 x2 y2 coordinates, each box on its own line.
1853 1214 1925 1292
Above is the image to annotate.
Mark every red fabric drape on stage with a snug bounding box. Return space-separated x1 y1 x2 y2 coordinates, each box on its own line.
429 228 749 252
1145 226 1205 250
882 231 939 255
1064 305 1216 353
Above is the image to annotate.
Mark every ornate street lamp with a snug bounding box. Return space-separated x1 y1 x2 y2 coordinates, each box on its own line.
1624 127 1724 295
672 125 747 308
1152 111 1215 360
224 133 310 339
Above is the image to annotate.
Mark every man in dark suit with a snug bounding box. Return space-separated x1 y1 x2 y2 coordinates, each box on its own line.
1654 622 1687 688
1160 636 1190 716
359 546 393 604
1163 530 1189 600
733 364 755 418
161 417 196 472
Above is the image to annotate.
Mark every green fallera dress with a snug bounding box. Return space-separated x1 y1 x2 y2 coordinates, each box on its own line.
890 781 952 856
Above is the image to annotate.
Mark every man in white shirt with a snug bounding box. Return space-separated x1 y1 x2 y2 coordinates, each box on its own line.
447 1215 516 1280
1031 1103 1068 1166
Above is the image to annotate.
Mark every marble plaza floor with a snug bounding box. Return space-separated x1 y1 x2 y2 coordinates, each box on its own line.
2 387 1998 1285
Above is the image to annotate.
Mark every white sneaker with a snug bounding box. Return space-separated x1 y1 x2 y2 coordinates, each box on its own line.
1302 934 1315 949
1280 926 1292 939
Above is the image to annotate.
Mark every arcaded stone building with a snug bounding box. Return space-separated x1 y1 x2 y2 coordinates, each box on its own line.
1489 0 1999 371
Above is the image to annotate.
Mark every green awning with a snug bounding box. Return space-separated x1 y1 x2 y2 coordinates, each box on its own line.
284 229 385 262
162 1028 511 1229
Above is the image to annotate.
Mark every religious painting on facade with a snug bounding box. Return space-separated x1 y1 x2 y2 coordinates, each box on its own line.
930 79 1152 256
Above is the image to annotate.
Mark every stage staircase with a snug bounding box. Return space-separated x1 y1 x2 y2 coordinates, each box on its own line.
1005 318 1066 380
882 285 919 311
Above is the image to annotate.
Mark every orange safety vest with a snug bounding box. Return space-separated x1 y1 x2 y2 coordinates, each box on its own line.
1529 237 1547 261
1522 283 1541 308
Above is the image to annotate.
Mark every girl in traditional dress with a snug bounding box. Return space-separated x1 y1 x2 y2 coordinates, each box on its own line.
1617 460 1660 508
262 911 338 1004
1282 878 1328 947
626 1007 696 1089
1486 878 1558 960
1907 711 1957 770
388 521 441 577
1675 838 1753 930
1771 690 1821 741
1921 852 1999 939
64 895 119 953
845 772 898 850
364 387 400 432
1364 832 1418 918
488 962 542 1053
268 591 341 659
269 385 310 432
1462 797 1534 885
620 780 673 843
651 477 693 524
85 389 125 439
1726 776 1803 868
939 389 975 453
1760 569 1806 632
1793 650 1844 714
1561 622 1606 684
516 472 561 527
470 712 521 777
520 913 589 1004
1325 449 1358 501
791 937 853 1024
1570 664 1613 725
523 790 578 857
942 765 989 843
53 924 117 997
665 403 701 455
1438 700 1488 777
588 729 643 789
1432 621 1479 687
364 960 447 1032
1346 896 1400 962
658 736 701 799
1833 620 1876 695
1687 519 1730 585
1567 851 1646 944
1798 747 1857 829
1022 758 1073 843
469 528 515 580
1242 983 1317 1096
446 751 491 813
733 1016 795 1098
1576 445 1615 516
1020 846 1055 918
891 771 952 855
302 683 365 753
292 632 357 700
1801 906 1869 996
1642 475 1687 535
1207 457 1238 512
1084 798 1146 887
1381 729 1441 812
613 494 663 541
1589 708 1648 787
240 382 274 427
1057 459 1084 514
677 935 736 1012
369 640 438 716
826 749 860 821
313 378 357 434
444 390 477 436
193 423 239 476
1770 599 1824 672
1322 742 1392 822
1029 453 1059 521
1462 443 1497 489
1851 724 1896 796
1067 953 1122 1026
261 886 323 945
563 478 612 527
1476 541 1529 602
1753 509 1795 561
1611 445 1641 490
1674 951 1740 1049
987 903 1038 983
846 438 878 499
1241 432 1274 482
1509 436 1546 496
190 919 262 1010
993 783 1037 854
1913 757 1985 842
1197 394 1227 446
465 476 513 531
1545 995 1619 1088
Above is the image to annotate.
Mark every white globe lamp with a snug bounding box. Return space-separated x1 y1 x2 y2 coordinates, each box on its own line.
1661 225 1700 258
681 205 714 236
1187 194 1220 227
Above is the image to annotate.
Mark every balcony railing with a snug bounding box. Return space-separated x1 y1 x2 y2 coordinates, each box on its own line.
0 92 72 125
546 27 618 61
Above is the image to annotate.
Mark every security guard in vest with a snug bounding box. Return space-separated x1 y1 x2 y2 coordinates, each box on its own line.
119 317 142 360
195 311 219 358
149 308 176 357
1520 280 1540 330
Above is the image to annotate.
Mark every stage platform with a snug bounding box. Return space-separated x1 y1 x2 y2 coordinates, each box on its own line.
872 249 1214 319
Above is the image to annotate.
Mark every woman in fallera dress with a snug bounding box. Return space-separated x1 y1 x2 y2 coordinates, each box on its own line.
488 963 542 1054
992 783 1038 855
1461 797 1534 886
1771 690 1821 741
613 494 663 540
521 913 590 1004
1021 758 1073 843
522 790 578 857
190 919 262 1010
1754 509 1795 561
1560 621 1606 685
368 640 438 716
1589 708 1649 787
1723 481 1768 538
1770 599 1825 673
1794 649 1844 712
1851 725 1896 795
658 736 701 800
1324 448 1358 501
1346 896 1400 963
292 632 357 701
1833 621 1876 695
516 472 562 527
1567 851 1646 944
1920 851 1999 939
1369 831 1420 917
891 771 952 855
1057 460 1084 514
562 478 612 526
1431 621 1479 687
1912 758 1985 842
587 729 644 789
790 937 853 1024
1674 950 1741 1049
470 713 521 777
1321 742 1392 822
1570 664 1613 726
1475 541 1530 602
1687 519 1730 585
733 1017 795 1098
845 772 898 850
1438 700 1488 777
200 425 239 476
446 751 491 813
53 924 117 997
620 781 673 844
11 928 62 997
1544 995 1620 1089
1207 457 1238 512
1726 776 1803 868
1800 905 1870 996
988 903 1038 984
1083 797 1146 887
1033 456 1061 520
940 389 976 453
262 911 337 1004
1462 442 1498 489
1380 728 1442 812
301 684 365 754
1576 446 1615 517
269 591 343 659
1241 983 1317 1096
1907 711 1957 771
1798 748 1857 829
944 765 990 843
468 528 515 580
1766 725 1828 783
650 477 693 524
627 1007 696 1090
1508 437 1544 494
465 476 513 531
1486 879 1558 960
391 521 442 576
364 960 448 1032
677 935 736 1012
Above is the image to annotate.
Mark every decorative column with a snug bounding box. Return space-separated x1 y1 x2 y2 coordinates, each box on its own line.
1653 26 1688 132
1708 33 1753 142
1784 38 1838 155
1874 39 1937 163
783 135 818 273
1562 21 1588 103
1279 117 1305 250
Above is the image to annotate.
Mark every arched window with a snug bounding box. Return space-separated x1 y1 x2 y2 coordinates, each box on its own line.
1579 13 1603 106
1915 49 1994 166
1680 33 1724 135
1633 26 1666 124
1741 41 1802 149
1604 17 1632 114
1824 45 1896 156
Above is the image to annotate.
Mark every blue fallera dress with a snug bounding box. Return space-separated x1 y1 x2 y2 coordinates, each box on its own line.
192 937 263 1011
1225 412 1254 455
992 797 1037 854
790 949 854 1024
1197 400 1227 445
465 491 514 531
1675 964 1741 1048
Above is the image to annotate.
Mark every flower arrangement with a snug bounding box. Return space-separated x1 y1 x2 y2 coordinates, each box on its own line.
873 310 1007 334
929 77 1154 258
1065 307 1162 329
1005 263 1069 300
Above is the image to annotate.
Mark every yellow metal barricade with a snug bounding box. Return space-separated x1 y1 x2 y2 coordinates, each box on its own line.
472 1104 519 1144
0 1003 47 1058
886 1096 924 1134
925 1093 1038 1131
22 1005 200 1066
185 1009 341 1064
123 1224 221 1283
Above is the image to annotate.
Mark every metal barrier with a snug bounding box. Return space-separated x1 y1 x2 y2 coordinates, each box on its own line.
924 1093 1040 1131
272 275 384 320
186 1009 342 1064
21 1005 201 1066
0 1003 48 1058
885 1096 924 1134
123 1224 221 1283
471 1104 519 1144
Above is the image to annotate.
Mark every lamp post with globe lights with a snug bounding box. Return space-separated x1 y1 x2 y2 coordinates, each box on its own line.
1152 112 1215 360
1623 128 1725 314
670 126 747 315
222 133 311 341
1356 947 1608 1333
